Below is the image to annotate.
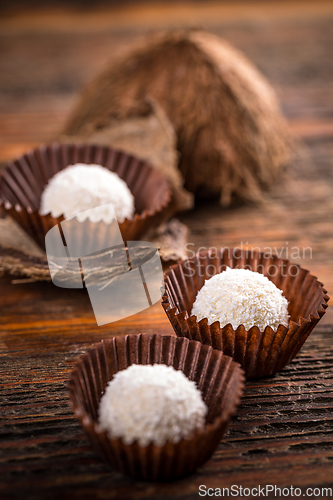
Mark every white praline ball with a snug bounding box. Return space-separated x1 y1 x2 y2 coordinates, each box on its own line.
98 364 207 446
40 163 135 223
191 267 289 331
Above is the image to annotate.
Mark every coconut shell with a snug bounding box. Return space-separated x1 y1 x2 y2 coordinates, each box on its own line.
63 29 291 206
61 99 193 215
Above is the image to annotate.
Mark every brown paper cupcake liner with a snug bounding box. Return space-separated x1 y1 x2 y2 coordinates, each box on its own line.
68 333 245 481
162 248 329 379
0 143 171 249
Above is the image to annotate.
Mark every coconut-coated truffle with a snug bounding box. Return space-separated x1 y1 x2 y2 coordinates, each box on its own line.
191 267 289 331
40 163 135 223
98 364 207 446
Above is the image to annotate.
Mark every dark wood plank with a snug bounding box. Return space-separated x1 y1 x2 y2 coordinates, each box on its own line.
1 274 333 499
1 2 333 499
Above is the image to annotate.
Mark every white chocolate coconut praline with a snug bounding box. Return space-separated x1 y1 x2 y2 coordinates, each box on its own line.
98 364 207 446
40 163 135 223
191 267 289 331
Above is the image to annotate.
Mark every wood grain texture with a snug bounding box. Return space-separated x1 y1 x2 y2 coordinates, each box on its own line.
1 1 333 499
0 275 332 499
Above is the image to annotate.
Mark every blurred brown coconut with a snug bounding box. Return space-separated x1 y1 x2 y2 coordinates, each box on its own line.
61 99 193 215
63 29 291 207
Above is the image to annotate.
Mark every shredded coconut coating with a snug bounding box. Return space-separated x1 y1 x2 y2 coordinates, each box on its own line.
191 267 289 331
98 364 207 446
40 163 135 223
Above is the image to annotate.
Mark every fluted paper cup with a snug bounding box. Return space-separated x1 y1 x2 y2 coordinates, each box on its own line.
0 143 171 249
68 333 245 481
162 248 329 378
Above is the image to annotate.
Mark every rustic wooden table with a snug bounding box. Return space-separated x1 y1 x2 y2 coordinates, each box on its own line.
1 2 333 499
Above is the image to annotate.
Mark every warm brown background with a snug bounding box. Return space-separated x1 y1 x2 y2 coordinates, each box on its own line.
1 2 333 499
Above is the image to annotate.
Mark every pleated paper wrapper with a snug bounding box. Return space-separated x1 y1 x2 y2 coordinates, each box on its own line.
162 248 329 379
0 143 171 250
68 333 245 481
